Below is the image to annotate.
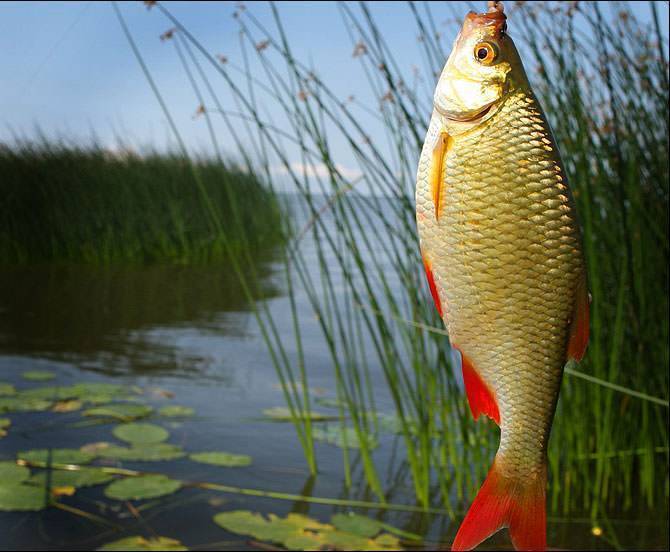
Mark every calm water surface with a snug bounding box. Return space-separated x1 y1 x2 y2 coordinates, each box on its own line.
0 202 667 550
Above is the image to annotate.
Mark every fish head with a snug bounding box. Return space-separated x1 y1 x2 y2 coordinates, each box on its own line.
434 8 527 128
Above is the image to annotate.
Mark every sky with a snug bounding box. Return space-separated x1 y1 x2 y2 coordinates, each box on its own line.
0 1 668 191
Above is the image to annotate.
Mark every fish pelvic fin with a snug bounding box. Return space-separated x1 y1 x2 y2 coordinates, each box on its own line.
457 348 500 426
452 457 547 551
429 131 452 220
422 255 443 318
566 273 590 362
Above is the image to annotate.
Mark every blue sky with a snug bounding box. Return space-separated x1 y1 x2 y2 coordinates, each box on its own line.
1 1 667 190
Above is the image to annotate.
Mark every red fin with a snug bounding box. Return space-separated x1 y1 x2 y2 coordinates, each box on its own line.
566 275 590 362
429 131 452 220
458 349 500 426
422 256 443 318
452 459 547 551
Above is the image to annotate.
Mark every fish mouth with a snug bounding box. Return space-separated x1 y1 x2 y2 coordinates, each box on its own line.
436 101 497 123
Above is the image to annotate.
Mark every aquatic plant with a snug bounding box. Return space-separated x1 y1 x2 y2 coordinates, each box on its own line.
116 0 669 526
0 140 283 264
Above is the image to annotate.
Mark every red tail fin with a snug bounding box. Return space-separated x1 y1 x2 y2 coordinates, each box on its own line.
452 458 546 551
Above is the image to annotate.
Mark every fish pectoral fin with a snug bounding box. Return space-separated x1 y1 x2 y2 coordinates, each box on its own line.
452 457 547 551
457 348 500 426
429 131 452 220
566 274 590 362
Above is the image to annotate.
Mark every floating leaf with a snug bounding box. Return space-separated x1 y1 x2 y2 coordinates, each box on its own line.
52 399 83 412
262 407 334 422
212 510 403 551
158 406 194 418
20 386 74 400
0 396 51 413
97 536 188 551
0 418 9 438
113 423 169 445
29 467 114 488
104 475 181 501
312 426 378 449
18 448 95 465
80 442 112 455
83 403 153 421
331 513 382 538
22 370 55 381
51 485 76 496
213 510 272 539
72 383 129 396
0 484 48 511
0 461 30 483
189 452 251 467
0 383 16 396
98 443 185 462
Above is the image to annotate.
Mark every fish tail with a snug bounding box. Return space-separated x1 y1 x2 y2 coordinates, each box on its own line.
452 456 546 551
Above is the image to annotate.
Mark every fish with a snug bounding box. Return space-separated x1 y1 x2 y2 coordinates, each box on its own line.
415 3 589 551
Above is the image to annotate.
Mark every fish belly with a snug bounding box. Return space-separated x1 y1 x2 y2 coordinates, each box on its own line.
416 90 585 476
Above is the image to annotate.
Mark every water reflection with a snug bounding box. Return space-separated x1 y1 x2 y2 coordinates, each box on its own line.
0 256 281 376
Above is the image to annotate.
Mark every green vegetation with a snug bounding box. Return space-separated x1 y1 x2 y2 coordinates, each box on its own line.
144 0 668 520
0 141 283 264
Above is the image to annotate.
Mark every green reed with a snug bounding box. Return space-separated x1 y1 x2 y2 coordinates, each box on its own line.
0 140 282 264
144 0 668 520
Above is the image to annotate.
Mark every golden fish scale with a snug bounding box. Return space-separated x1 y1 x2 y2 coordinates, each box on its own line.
416 89 585 478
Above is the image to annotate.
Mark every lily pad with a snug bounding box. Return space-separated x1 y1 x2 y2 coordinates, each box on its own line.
0 461 30 483
0 396 51 413
213 510 273 539
20 386 74 400
72 383 129 396
98 443 185 462
83 403 153 421
22 370 55 381
158 405 194 417
312 426 378 449
52 399 83 412
104 474 181 501
29 467 114 488
189 452 252 467
113 423 169 445
332 513 381 538
0 383 16 396
0 418 10 438
97 536 188 551
18 448 95 465
212 510 404 551
262 407 334 422
0 483 48 511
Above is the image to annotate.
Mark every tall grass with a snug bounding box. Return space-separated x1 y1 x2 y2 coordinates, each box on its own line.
142 0 668 520
0 140 283 264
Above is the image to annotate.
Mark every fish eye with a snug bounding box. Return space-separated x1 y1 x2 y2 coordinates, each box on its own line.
474 42 497 65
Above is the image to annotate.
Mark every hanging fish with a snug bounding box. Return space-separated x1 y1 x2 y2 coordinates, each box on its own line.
415 2 589 550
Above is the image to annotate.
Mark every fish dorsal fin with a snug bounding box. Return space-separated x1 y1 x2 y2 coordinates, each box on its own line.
566 274 590 362
429 131 452 220
457 348 500 426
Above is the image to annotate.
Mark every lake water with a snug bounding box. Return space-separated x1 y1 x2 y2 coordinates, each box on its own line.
0 197 667 551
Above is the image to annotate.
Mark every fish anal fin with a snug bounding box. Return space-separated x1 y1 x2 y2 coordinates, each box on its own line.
422 255 443 318
452 458 547 551
567 274 590 362
456 348 500 426
430 131 452 220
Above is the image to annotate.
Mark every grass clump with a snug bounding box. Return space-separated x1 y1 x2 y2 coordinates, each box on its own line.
0 140 283 264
